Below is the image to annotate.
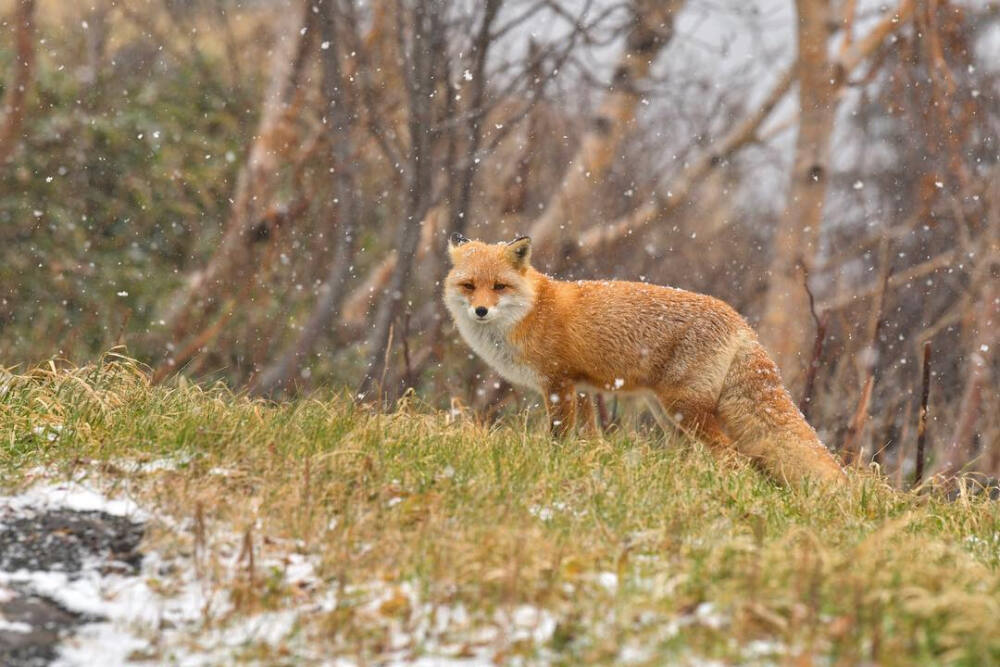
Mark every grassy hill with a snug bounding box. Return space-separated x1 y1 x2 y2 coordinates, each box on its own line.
1 358 998 665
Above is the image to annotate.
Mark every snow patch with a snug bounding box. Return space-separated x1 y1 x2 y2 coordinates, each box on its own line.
0 618 32 633
1 480 145 519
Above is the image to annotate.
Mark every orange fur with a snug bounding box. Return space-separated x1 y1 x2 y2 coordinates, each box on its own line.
443 236 846 487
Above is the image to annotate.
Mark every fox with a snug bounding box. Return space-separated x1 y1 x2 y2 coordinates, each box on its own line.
443 234 846 487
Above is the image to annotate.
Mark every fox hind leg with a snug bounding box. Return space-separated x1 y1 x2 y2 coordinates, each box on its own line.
655 392 736 460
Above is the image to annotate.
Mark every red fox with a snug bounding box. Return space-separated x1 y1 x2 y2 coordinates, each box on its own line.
443 234 846 486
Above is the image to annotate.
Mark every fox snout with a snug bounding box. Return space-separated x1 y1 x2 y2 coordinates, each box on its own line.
468 303 495 322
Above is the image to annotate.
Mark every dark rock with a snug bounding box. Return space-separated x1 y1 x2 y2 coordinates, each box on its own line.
0 591 87 667
0 509 144 575
0 508 146 665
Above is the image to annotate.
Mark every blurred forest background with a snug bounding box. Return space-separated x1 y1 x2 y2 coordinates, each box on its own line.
0 0 997 485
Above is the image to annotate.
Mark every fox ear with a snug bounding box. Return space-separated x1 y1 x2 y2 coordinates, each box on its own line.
448 233 470 262
506 235 531 269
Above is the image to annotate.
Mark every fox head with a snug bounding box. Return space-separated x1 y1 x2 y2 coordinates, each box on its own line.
443 234 536 327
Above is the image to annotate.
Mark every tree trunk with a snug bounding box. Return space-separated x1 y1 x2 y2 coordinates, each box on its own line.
758 0 915 387
0 0 37 165
757 0 837 389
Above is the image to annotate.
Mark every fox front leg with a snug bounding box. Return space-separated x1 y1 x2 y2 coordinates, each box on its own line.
575 391 599 436
543 381 577 438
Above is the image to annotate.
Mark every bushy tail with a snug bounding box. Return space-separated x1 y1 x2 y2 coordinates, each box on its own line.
717 338 846 486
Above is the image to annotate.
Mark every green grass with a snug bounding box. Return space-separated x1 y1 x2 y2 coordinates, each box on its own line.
2 358 999 664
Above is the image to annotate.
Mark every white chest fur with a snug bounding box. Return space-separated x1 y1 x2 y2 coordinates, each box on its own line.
454 318 542 392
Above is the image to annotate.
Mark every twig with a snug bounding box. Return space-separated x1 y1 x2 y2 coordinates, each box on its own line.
240 525 256 588
151 301 237 385
798 264 827 420
841 259 892 464
401 310 414 390
114 308 133 347
302 456 312 525
873 412 896 469
841 376 874 466
819 248 957 312
193 501 206 576
595 393 611 431
895 400 912 488
914 341 932 486
376 322 395 405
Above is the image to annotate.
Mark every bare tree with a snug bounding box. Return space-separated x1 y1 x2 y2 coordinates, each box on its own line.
357 0 447 400
442 0 503 245
528 0 683 269
336 1 580 333
756 0 838 390
366 0 509 394
575 65 796 256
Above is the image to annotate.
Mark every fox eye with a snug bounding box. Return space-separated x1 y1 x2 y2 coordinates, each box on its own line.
460 282 475 290
493 283 507 291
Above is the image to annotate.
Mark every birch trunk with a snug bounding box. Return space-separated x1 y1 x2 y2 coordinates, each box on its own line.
756 0 837 389
759 0 915 386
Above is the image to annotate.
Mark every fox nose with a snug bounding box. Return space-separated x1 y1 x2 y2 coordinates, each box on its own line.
475 306 488 318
